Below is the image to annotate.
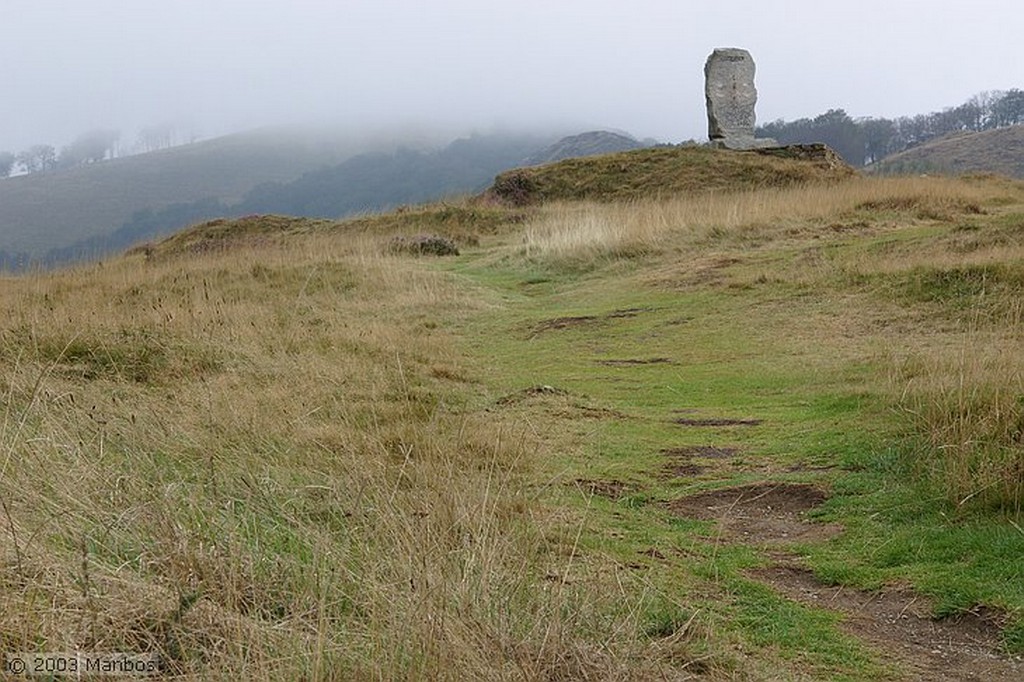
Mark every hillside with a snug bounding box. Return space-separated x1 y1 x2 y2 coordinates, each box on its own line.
0 127 405 263
4 129 569 270
27 131 557 269
2 149 1023 679
871 123 1024 177
233 131 557 217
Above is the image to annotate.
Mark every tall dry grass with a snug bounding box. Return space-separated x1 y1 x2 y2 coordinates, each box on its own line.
891 307 1024 514
0 235 702 679
518 175 1002 264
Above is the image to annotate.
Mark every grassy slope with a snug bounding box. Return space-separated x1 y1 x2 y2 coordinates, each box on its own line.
2 146 1023 679
0 127 377 256
871 124 1024 178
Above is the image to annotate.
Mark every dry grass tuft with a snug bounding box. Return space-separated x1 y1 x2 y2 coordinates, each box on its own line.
892 311 1024 514
519 175 1000 266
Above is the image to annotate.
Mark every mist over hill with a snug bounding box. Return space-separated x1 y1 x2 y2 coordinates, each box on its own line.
235 132 558 217
17 131 558 269
521 131 651 166
0 127 396 267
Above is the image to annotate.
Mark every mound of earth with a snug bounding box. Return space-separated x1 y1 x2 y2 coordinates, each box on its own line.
486 144 854 206
140 214 334 258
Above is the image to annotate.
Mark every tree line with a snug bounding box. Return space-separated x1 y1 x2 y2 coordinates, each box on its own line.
757 89 1024 167
0 123 197 178
0 129 120 177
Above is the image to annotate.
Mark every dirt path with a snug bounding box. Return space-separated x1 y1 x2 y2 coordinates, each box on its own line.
753 561 1021 681
668 482 1024 681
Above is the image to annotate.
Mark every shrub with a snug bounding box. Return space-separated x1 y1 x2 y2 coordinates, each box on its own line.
387 234 460 257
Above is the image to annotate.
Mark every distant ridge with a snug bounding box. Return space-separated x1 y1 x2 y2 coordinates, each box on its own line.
522 131 650 166
871 124 1024 178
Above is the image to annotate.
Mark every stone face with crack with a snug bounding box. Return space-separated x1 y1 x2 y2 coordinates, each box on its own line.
704 47 776 150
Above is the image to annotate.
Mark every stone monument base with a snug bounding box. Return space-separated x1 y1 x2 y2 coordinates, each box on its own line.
710 137 779 151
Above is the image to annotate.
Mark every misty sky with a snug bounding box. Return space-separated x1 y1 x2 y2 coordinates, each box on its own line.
1 0 1021 152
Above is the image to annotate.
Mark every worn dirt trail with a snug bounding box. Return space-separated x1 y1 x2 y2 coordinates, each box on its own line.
668 481 1024 680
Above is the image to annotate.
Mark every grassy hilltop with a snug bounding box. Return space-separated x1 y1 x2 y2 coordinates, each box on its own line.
1 145 1023 680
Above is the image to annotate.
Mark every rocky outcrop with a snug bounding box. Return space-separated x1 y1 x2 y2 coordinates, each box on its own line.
751 144 854 174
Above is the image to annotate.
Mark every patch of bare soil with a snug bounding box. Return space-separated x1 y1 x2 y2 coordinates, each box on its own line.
552 404 627 420
606 307 653 318
572 478 630 500
495 384 569 406
660 446 739 479
655 255 745 290
495 385 627 421
674 417 763 427
529 315 600 335
597 357 675 366
751 562 1023 681
664 461 706 477
527 307 653 338
667 483 842 544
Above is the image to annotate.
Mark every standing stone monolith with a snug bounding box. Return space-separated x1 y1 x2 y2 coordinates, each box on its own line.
704 48 774 150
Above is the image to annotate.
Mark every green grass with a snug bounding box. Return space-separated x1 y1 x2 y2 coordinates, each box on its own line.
726 577 882 680
437 263 895 675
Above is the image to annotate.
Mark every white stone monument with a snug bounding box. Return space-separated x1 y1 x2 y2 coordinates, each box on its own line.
705 48 776 149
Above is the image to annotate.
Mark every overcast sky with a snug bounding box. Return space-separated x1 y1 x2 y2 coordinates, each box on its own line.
1 0 1021 152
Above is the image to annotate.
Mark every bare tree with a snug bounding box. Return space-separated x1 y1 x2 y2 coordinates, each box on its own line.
61 129 120 167
991 89 1024 128
969 90 1006 129
136 122 178 153
16 144 57 174
0 151 15 178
